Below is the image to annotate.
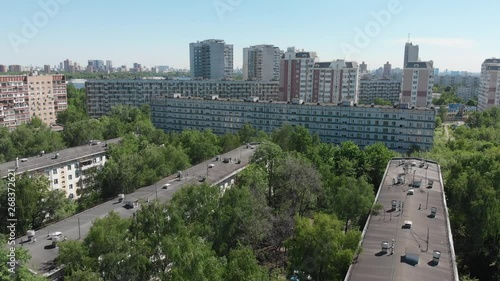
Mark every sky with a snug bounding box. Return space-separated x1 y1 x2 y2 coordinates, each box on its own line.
1 0 498 73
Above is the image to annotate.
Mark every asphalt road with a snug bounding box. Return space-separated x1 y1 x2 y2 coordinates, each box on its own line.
15 145 256 274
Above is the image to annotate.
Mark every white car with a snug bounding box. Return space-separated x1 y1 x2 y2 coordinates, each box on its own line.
162 183 171 189
49 231 63 240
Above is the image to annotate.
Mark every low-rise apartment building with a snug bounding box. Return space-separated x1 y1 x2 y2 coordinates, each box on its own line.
151 95 435 152
86 79 279 118
359 78 401 104
0 138 121 199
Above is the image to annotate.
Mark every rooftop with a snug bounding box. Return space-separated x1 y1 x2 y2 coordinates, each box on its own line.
153 95 435 112
0 138 122 178
344 158 458 281
405 62 433 69
85 79 279 84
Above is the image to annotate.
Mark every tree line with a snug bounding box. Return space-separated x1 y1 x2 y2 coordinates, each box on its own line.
55 124 397 281
414 107 500 281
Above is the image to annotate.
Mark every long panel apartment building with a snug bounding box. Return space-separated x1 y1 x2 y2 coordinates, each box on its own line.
151 95 435 152
86 80 279 118
359 78 401 104
0 74 67 129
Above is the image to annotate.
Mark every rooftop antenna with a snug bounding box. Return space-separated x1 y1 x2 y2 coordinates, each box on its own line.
407 33 411 43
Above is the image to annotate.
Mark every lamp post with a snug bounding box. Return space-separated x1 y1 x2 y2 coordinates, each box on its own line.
155 182 158 200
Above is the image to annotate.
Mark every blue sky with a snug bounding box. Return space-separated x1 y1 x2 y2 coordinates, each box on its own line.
1 0 498 72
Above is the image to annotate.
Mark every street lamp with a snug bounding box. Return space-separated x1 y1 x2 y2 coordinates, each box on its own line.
155 182 158 200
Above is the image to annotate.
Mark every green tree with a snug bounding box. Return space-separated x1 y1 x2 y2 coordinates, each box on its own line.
363 143 397 188
224 247 267 281
321 175 374 232
58 241 94 275
435 116 443 128
162 235 226 281
373 98 393 106
220 133 241 153
62 119 104 147
271 154 322 216
212 185 272 256
286 213 361 281
238 123 258 144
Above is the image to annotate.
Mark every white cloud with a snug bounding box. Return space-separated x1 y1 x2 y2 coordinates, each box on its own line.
393 37 477 49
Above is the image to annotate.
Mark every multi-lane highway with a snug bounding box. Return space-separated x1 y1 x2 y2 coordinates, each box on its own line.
16 145 256 274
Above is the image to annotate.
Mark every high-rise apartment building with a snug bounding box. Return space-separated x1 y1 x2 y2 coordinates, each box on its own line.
243 45 281 81
9 65 22 72
401 61 434 107
279 47 317 102
44 65 51 73
106 60 113 72
404 42 419 67
0 65 7 73
0 74 67 129
360 61 368 74
63 59 72 72
383 61 392 77
311 60 359 104
190 39 233 80
478 58 500 110
88 60 105 72
279 48 359 104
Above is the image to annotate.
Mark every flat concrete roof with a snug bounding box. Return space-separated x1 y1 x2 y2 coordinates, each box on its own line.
152 96 434 111
14 145 256 274
345 158 458 281
0 138 122 178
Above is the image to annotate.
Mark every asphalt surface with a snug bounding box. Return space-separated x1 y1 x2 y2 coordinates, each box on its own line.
15 145 256 273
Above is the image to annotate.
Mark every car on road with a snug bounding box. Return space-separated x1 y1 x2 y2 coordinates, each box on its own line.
162 183 171 189
49 231 63 240
208 164 215 168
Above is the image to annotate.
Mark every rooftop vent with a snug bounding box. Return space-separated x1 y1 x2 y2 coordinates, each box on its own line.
291 98 304 105
403 220 413 229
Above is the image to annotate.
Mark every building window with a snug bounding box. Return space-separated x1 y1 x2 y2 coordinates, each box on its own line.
69 175 72 180
54 179 58 184
69 184 73 189
67 164 72 170
53 169 57 175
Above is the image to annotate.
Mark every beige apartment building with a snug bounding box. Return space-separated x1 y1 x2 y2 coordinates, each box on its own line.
0 74 67 129
401 61 434 108
478 58 500 111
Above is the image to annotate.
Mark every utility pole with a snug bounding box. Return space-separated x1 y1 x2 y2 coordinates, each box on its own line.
78 217 81 240
155 182 158 200
426 228 430 252
426 192 429 210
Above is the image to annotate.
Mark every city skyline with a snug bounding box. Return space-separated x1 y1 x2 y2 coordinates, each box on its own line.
1 0 498 73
